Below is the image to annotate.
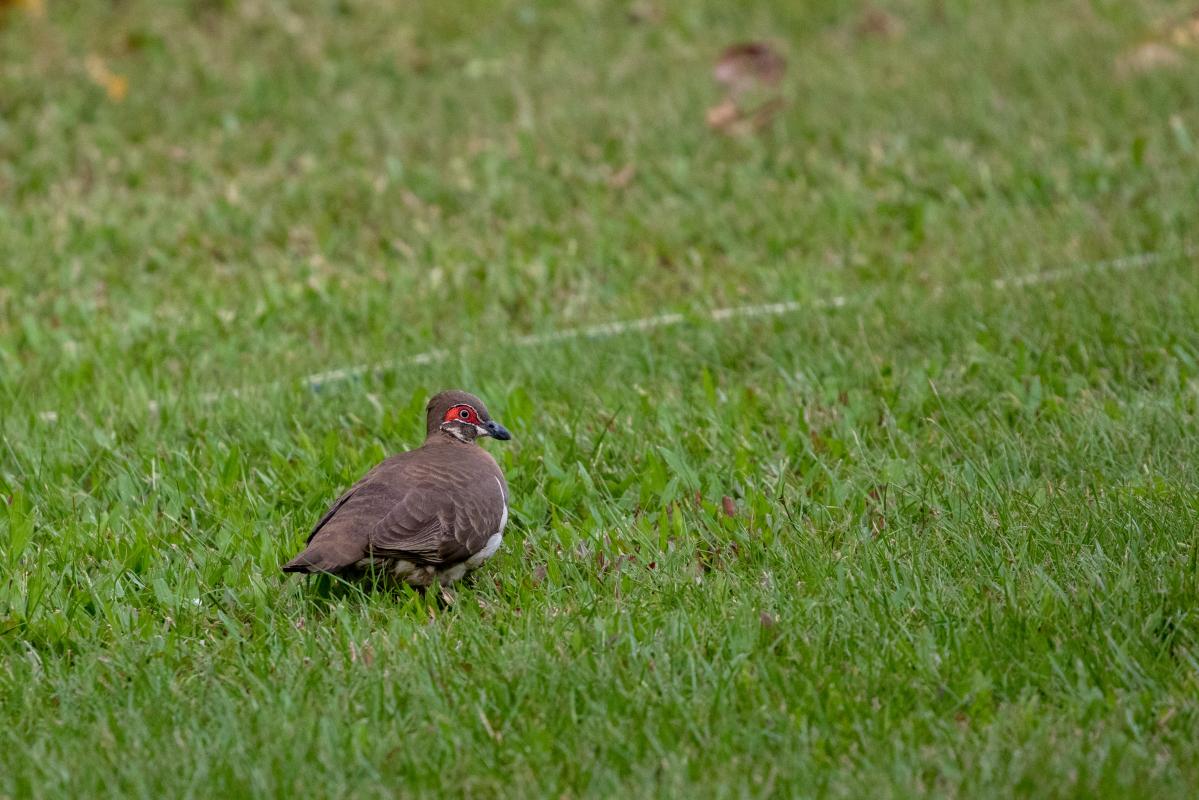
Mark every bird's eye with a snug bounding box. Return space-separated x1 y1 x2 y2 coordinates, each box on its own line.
459 408 470 419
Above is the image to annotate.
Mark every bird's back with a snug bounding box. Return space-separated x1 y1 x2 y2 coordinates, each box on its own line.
283 440 507 575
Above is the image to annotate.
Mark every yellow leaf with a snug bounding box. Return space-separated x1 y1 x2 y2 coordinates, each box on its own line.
84 55 128 102
2 0 45 17
104 74 129 102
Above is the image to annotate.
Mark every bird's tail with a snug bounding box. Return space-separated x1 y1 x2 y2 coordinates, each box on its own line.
281 538 366 574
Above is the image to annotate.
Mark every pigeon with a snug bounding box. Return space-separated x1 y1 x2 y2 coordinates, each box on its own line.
282 390 511 586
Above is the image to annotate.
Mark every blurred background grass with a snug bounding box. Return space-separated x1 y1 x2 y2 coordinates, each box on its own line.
2 1 1199 797
2 0 1196 404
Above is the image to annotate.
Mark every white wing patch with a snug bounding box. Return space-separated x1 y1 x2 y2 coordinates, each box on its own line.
463 476 508 570
464 532 502 569
494 475 509 530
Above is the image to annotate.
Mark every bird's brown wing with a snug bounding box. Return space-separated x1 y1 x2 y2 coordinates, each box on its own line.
306 480 365 544
282 460 407 573
283 449 506 575
368 477 506 566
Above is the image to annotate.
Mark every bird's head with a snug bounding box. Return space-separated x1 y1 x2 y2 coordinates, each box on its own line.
426 390 512 444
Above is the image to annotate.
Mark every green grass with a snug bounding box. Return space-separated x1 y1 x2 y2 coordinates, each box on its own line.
3 0 1199 796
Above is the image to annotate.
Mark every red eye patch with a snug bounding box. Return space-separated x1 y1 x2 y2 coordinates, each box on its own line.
443 404 481 425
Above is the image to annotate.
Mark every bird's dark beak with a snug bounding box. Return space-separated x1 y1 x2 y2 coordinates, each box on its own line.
484 420 511 441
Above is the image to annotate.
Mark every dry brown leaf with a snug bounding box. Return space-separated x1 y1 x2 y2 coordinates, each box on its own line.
608 163 636 189
1117 9 1199 76
714 42 786 96
1 0 44 18
626 1 662 25
856 5 905 40
1116 42 1182 76
721 496 737 517
1166 11 1199 48
708 98 783 136
85 55 128 102
705 97 741 131
709 42 786 136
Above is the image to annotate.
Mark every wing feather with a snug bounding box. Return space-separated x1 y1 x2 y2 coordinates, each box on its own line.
367 479 505 565
287 447 507 574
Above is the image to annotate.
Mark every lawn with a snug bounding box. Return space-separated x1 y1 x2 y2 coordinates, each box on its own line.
2 0 1199 796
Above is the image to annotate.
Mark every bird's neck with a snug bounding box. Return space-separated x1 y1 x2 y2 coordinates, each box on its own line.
425 428 477 447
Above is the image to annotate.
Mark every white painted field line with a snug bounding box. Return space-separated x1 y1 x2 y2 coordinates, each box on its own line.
196 246 1190 402
988 249 1180 290
291 295 858 396
300 348 449 391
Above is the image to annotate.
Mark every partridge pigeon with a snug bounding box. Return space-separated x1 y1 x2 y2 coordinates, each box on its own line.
283 390 511 586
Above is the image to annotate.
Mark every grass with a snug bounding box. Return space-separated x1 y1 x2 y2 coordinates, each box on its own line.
2 0 1199 796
